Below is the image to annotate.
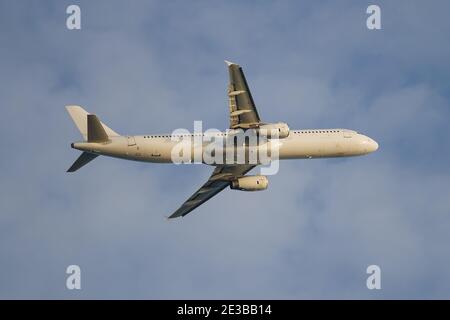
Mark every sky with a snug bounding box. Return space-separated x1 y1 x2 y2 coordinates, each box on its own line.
1 0 450 299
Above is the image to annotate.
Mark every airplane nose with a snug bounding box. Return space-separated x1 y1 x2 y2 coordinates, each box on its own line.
359 135 379 154
368 138 379 152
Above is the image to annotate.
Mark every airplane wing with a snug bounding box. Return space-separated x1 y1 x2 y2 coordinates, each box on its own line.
168 164 255 219
226 61 261 129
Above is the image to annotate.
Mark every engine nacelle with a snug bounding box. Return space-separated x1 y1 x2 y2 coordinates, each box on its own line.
258 122 290 139
230 175 269 191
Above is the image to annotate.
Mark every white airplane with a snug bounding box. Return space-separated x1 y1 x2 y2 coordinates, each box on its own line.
66 61 378 218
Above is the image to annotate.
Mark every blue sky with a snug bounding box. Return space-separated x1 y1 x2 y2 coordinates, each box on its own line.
1 0 450 299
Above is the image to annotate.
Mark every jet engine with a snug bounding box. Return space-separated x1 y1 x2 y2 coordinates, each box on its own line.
258 122 290 139
230 175 269 191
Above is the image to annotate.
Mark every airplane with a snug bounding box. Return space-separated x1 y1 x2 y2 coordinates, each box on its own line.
66 61 378 219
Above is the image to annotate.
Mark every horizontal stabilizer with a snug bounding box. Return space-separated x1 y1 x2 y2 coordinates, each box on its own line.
67 152 98 172
87 114 109 142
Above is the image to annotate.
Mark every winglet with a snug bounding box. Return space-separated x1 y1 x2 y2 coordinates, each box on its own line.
224 60 237 66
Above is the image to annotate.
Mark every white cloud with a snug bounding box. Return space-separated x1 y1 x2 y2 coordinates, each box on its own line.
1 0 450 299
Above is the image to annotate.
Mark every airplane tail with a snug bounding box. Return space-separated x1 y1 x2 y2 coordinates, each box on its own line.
65 105 119 141
66 105 120 172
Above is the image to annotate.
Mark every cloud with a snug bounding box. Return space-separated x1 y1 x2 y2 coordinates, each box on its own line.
0 0 450 299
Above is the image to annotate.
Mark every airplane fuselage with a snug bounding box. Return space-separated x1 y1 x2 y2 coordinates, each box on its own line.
72 128 378 164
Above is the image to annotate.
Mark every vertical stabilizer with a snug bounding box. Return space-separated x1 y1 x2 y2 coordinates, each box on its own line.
66 105 119 140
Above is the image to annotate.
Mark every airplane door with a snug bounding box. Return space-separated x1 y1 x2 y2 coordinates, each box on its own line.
127 136 136 146
151 147 161 157
343 130 354 138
